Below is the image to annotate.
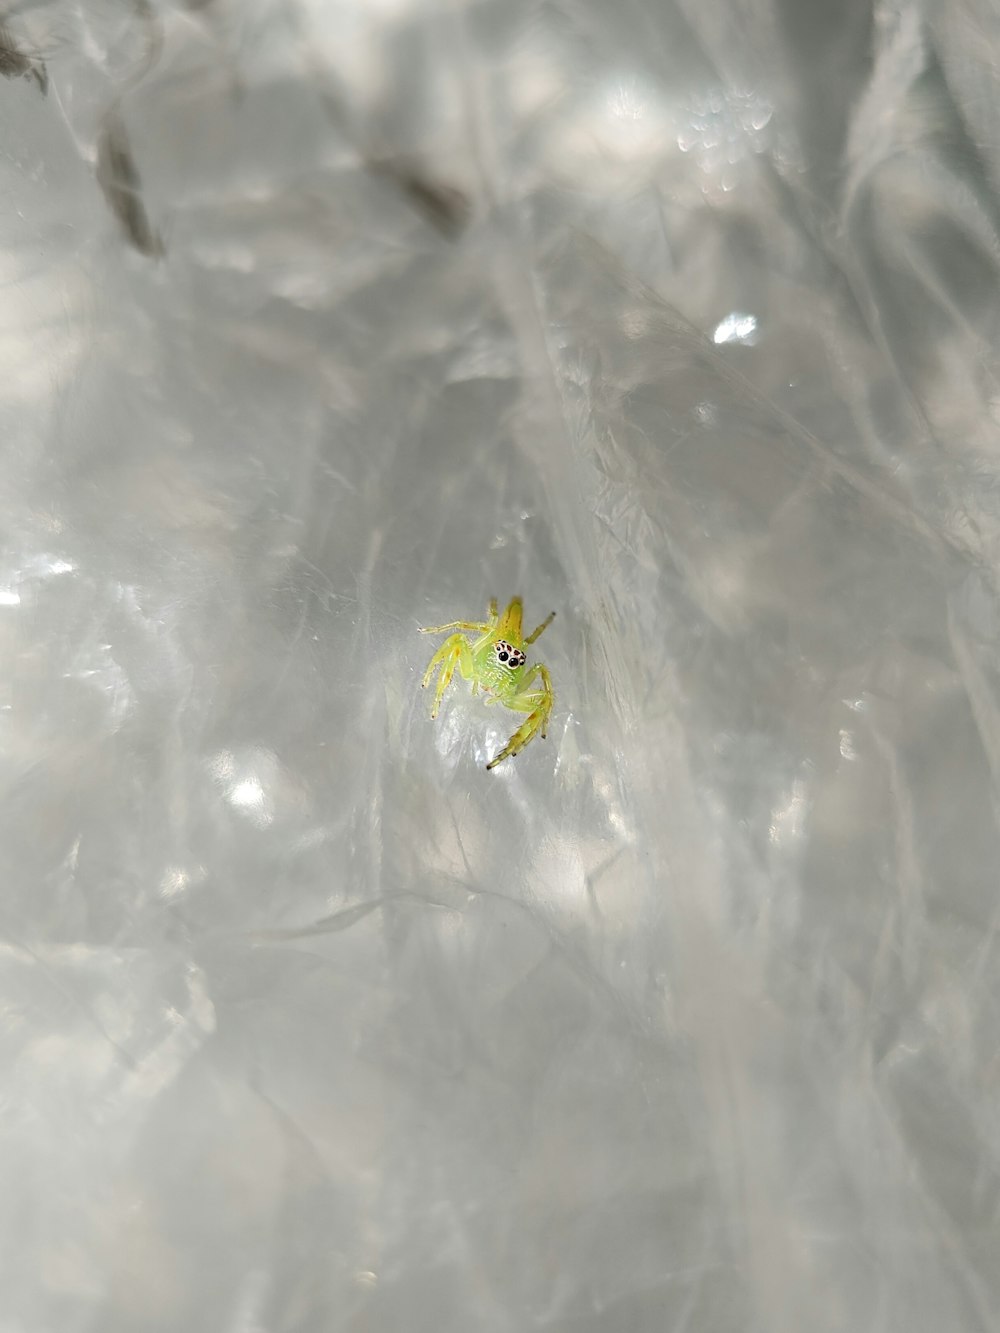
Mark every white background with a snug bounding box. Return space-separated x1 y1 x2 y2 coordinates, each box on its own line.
1 1 998 1329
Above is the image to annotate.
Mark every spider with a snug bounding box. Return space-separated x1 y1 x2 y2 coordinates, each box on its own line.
419 596 555 770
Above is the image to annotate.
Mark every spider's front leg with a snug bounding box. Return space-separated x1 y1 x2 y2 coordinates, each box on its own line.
486 664 554 770
418 598 498 637
421 633 476 718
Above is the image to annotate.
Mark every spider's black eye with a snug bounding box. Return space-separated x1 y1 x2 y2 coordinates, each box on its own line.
498 651 509 663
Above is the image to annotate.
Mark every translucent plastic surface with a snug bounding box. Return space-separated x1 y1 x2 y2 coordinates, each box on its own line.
2 2 999 1330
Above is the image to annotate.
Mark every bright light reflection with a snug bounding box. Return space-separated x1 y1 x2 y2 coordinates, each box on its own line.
590 76 672 163
713 312 758 345
230 778 265 809
769 781 807 847
210 750 279 830
159 867 191 900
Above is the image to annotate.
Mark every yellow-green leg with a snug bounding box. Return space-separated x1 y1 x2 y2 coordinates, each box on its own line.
421 633 476 718
486 664 553 769
420 618 490 635
419 599 498 637
524 611 555 645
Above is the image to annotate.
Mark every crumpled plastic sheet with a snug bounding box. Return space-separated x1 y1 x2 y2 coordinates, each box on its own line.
2 1 1000 1330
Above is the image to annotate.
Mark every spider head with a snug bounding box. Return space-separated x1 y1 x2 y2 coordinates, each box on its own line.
494 639 526 669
